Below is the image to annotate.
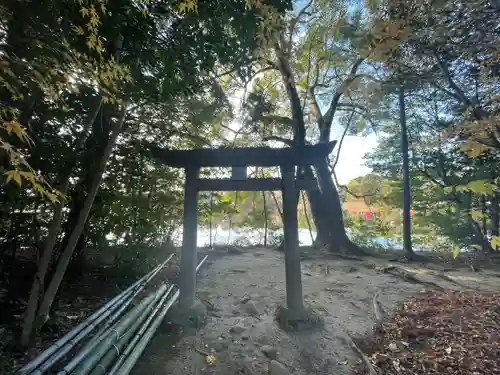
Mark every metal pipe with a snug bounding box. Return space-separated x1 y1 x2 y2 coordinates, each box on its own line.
53 272 161 375
114 255 208 375
106 285 176 375
90 285 176 375
18 254 174 375
68 284 169 375
33 255 174 375
117 290 180 375
31 289 135 375
20 290 132 375
37 291 135 375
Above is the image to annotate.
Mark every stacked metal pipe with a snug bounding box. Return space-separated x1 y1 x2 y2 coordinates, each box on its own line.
17 254 208 375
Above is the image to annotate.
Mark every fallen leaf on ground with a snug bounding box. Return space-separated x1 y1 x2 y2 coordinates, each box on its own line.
354 290 500 375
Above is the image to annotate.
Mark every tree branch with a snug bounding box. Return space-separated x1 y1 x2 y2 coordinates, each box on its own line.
418 168 447 188
321 58 364 141
433 51 471 107
260 115 294 127
262 136 294 146
308 86 324 126
336 102 369 112
332 170 378 205
327 110 378 205
274 43 307 145
308 61 326 127
288 0 314 47
332 110 355 170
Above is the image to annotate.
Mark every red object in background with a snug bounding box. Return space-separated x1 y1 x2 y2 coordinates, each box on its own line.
363 211 373 220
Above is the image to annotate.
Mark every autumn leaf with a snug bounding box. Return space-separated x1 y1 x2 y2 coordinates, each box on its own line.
80 6 89 17
5 170 22 187
177 0 198 13
73 25 85 36
2 121 34 146
459 140 491 157
470 210 485 221
456 180 497 195
45 192 61 203
492 236 500 251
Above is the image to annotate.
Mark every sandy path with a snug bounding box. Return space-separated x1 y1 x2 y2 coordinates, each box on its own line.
130 248 496 375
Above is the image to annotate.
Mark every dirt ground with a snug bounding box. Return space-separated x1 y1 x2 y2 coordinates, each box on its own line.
130 247 500 375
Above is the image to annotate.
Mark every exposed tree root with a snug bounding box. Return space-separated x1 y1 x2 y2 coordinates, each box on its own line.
194 347 210 357
348 335 378 375
377 265 444 290
434 272 476 290
372 292 385 324
332 253 364 262
347 291 389 375
344 239 367 256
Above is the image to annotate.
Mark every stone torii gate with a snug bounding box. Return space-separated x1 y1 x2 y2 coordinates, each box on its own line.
148 141 336 326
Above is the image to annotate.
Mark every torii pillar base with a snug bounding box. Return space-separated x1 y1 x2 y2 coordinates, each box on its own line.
274 304 324 332
168 299 207 330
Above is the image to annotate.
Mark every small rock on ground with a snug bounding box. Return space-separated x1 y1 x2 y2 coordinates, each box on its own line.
229 325 246 334
269 360 291 375
241 300 260 315
261 345 278 360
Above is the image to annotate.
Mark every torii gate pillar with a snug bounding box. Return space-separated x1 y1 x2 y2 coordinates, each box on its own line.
178 166 199 310
280 164 303 313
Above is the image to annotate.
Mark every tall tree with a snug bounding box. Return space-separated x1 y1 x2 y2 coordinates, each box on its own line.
234 1 390 253
398 85 414 258
361 0 499 254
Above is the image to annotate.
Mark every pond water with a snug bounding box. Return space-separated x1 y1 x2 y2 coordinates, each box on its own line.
171 226 411 250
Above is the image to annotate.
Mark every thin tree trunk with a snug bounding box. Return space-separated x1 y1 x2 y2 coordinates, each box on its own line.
270 190 283 221
481 195 488 238
264 168 283 222
492 194 499 238
301 191 314 245
34 104 127 328
209 192 213 247
263 190 268 247
131 157 144 245
399 86 414 259
20 98 103 346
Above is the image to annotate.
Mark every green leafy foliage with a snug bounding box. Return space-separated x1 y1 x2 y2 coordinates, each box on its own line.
0 0 295 348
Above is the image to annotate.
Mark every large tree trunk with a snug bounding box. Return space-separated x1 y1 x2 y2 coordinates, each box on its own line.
34 105 127 329
399 86 415 259
274 44 364 254
312 162 365 254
